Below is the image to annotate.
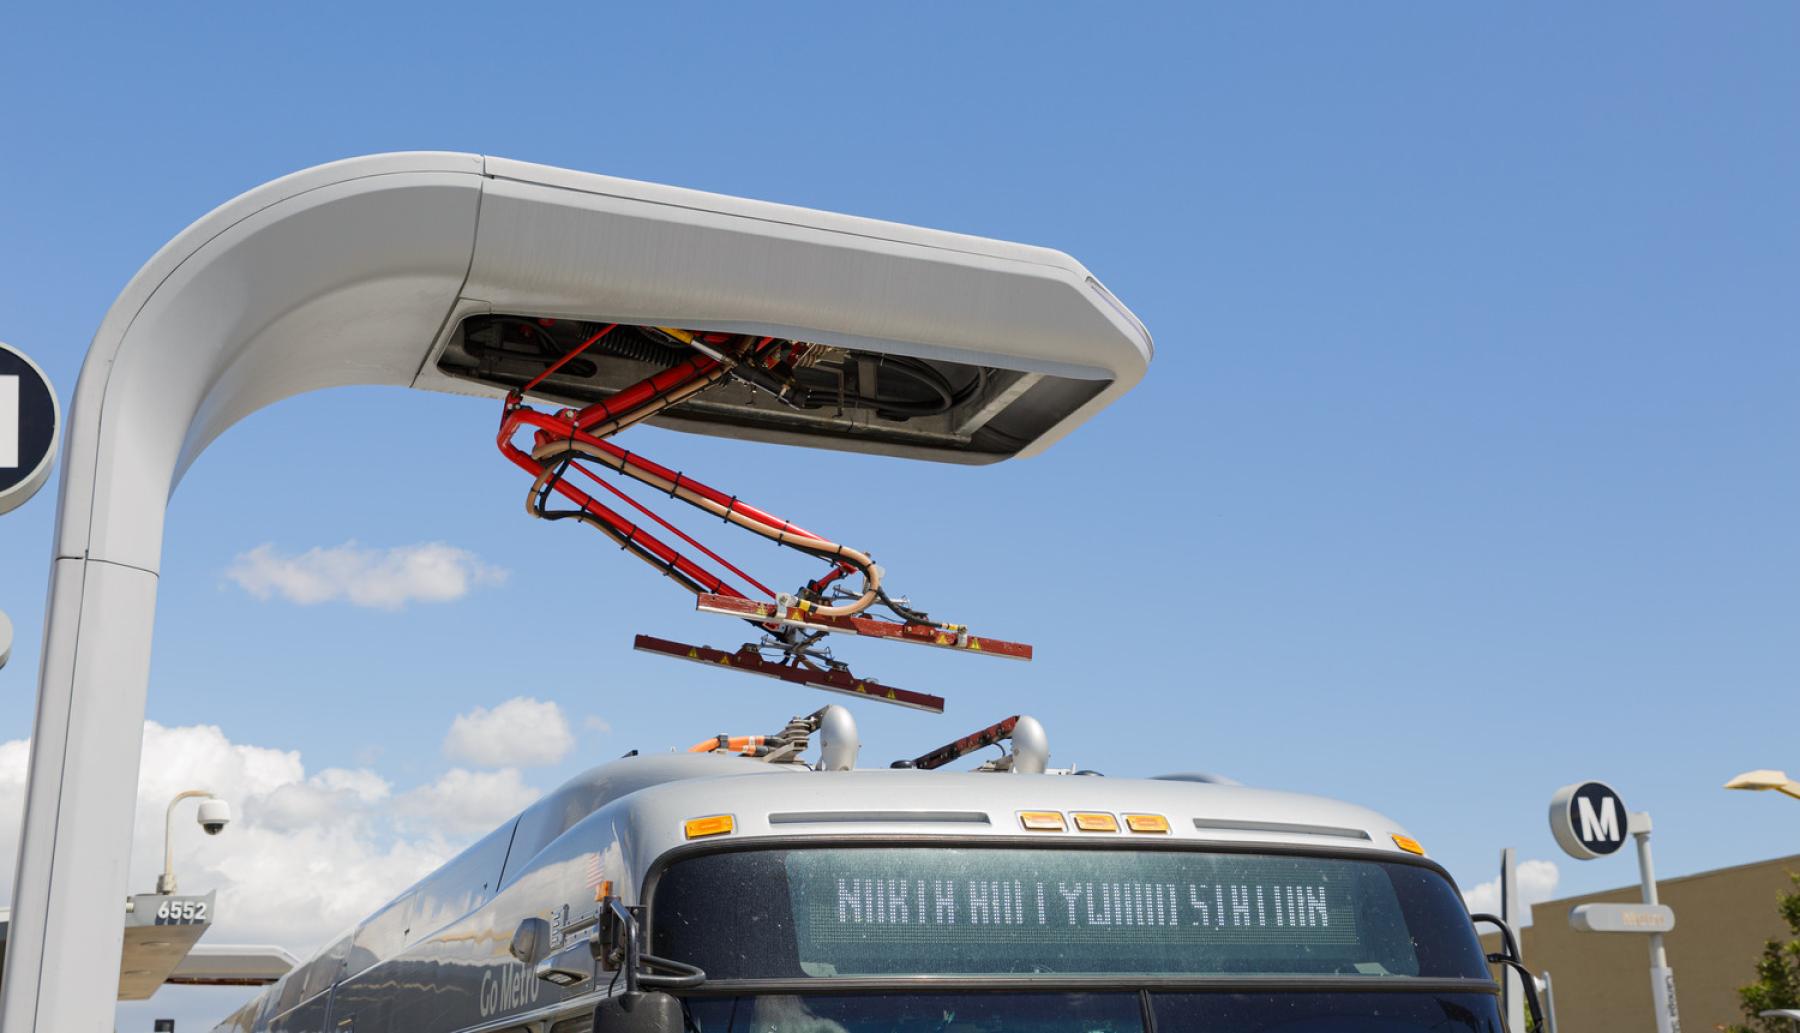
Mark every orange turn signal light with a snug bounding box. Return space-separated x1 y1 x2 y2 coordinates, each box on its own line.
1019 811 1066 831
1124 814 1170 833
1391 834 1426 856
1072 813 1119 832
685 815 735 839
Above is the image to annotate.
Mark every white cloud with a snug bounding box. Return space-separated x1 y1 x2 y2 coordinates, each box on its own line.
0 721 546 957
1462 859 1561 924
256 767 392 832
391 767 542 836
224 541 508 610
443 697 575 769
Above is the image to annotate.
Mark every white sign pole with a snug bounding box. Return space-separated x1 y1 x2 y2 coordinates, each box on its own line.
1500 848 1524 1033
1630 812 1681 1033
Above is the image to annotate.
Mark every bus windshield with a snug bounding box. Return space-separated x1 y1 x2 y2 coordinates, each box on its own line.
650 846 1490 982
686 993 1504 1033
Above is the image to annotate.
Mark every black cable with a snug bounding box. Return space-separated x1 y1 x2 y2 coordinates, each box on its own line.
534 443 875 601
870 356 956 418
532 446 781 602
770 354 986 421
533 406 930 624
723 363 809 411
533 503 717 598
875 586 938 627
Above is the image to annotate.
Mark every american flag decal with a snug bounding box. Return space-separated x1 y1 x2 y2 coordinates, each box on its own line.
585 853 604 890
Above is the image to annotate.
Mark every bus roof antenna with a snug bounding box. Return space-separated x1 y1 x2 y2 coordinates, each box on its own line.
817 705 859 771
1010 716 1049 775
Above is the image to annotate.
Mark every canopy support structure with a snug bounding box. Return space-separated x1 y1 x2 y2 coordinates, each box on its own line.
0 153 1149 1032
2 155 486 1033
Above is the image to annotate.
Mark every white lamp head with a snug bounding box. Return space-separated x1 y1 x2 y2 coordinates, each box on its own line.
1725 770 1794 791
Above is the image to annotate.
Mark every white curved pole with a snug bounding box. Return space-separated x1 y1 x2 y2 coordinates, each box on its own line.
2 153 487 1033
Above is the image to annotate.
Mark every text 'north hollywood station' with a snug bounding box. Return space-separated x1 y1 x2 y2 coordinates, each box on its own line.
834 879 1334 928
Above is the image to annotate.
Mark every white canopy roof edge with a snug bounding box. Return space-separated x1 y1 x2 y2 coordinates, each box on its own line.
2 153 1150 1031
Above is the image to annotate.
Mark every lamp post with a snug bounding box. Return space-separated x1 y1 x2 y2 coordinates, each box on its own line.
1726 770 1800 801
157 790 230 895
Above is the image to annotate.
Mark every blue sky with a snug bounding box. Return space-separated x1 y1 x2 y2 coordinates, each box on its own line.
2 4 1797 1028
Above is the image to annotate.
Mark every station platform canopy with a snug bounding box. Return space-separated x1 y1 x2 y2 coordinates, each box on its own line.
0 900 296 1002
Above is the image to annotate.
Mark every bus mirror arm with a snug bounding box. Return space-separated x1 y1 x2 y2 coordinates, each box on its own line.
588 899 704 1033
596 898 707 992
636 954 707 989
1469 913 1544 1033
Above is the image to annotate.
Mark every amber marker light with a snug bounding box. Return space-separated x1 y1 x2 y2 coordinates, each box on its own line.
1124 814 1170 833
685 815 735 839
1072 813 1119 832
1391 834 1426 855
1019 811 1067 831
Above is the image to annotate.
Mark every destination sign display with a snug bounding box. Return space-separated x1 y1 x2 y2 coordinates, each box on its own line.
653 845 1460 979
787 850 1364 955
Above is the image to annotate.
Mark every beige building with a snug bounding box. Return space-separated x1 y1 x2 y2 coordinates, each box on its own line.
1482 853 1798 1033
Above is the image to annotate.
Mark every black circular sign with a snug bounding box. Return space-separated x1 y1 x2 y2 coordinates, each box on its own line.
1549 780 1629 860
0 343 60 515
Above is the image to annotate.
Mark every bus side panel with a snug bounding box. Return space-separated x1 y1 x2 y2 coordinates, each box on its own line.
358 811 637 1033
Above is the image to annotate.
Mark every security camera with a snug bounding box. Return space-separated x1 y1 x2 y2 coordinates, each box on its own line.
195 798 231 836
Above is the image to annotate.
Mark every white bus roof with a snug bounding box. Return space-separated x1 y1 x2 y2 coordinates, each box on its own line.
499 752 1428 895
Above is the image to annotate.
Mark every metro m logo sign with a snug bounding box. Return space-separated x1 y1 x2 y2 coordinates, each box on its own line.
1 375 16 468
1550 780 1631 859
0 344 62 516
1577 794 1620 843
